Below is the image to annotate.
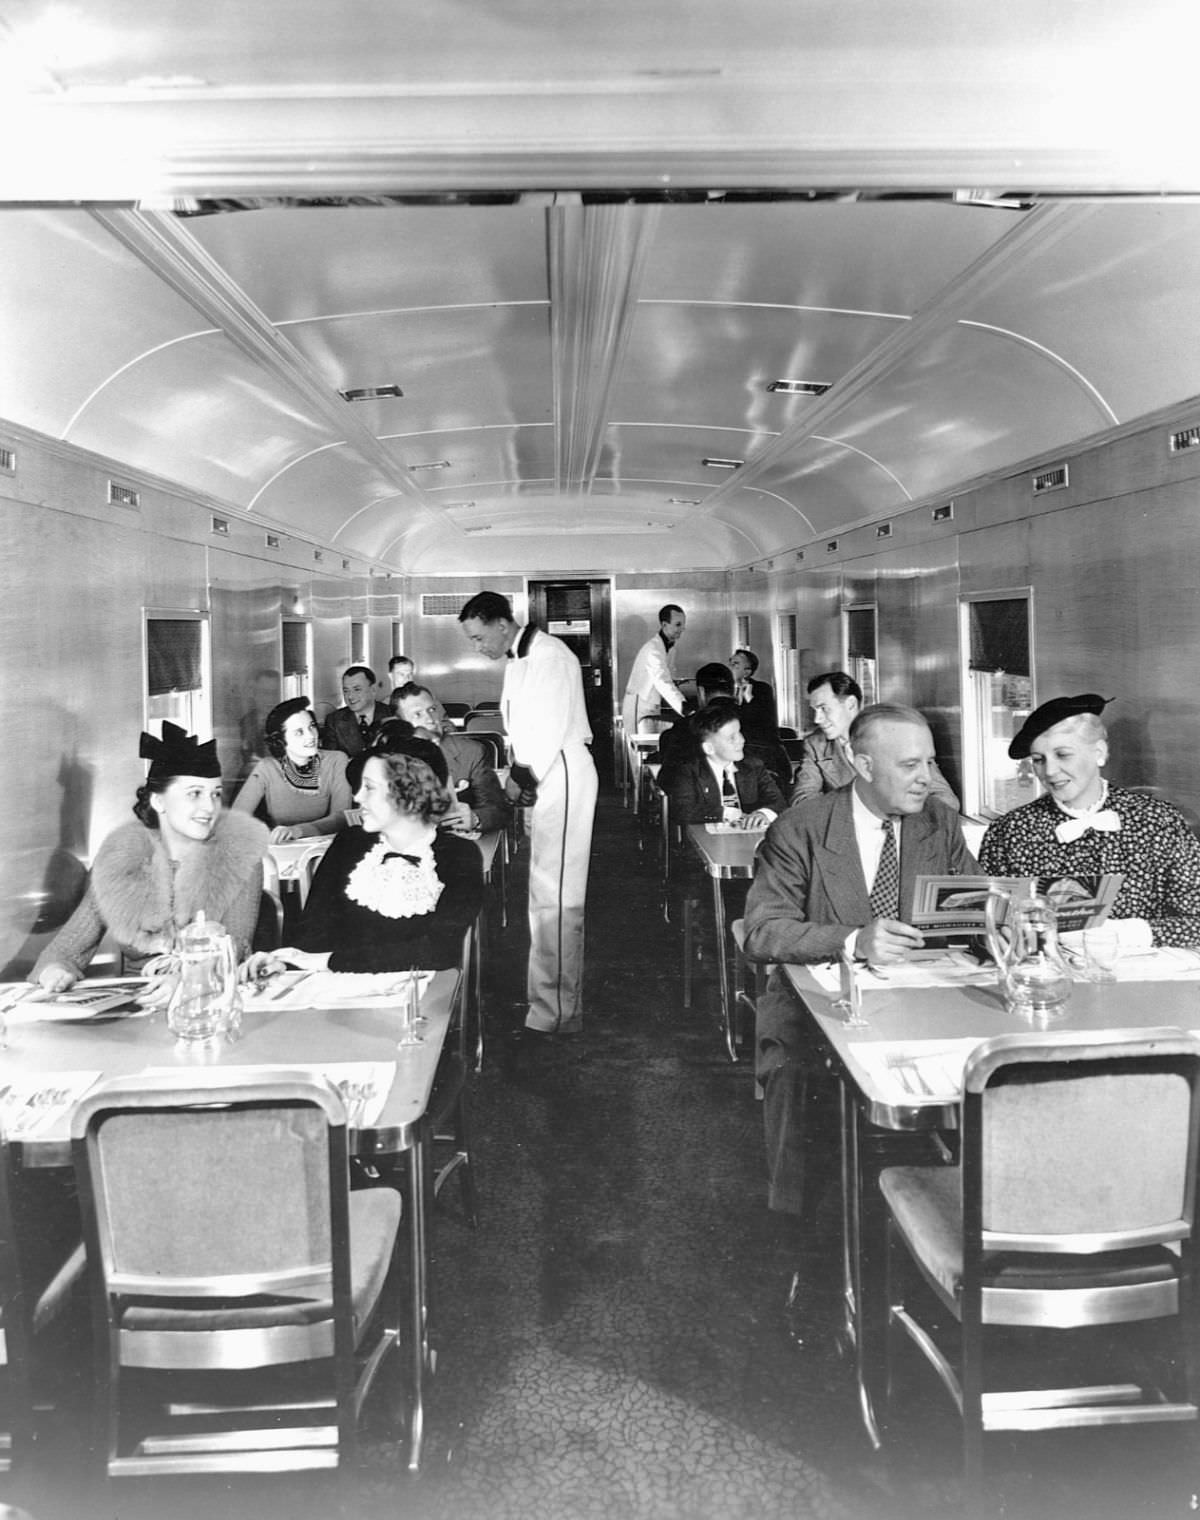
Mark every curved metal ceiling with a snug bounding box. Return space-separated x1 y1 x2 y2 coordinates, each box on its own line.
1 2 1199 574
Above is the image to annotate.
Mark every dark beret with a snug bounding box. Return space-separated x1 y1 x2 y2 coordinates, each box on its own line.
264 696 311 741
1008 694 1112 760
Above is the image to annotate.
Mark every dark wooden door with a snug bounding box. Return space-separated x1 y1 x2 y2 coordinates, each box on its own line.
527 578 613 783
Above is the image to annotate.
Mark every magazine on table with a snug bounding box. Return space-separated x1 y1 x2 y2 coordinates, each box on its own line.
909 873 1123 938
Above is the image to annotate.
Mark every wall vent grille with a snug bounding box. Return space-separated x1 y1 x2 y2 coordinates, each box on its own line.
795 550 805 562
265 533 280 550
1032 464 1068 495
422 593 473 616
932 502 954 522
875 522 893 539
342 558 351 570
0 445 15 473
108 480 140 508
210 516 229 536
313 550 324 563
1169 425 1200 453
826 539 839 553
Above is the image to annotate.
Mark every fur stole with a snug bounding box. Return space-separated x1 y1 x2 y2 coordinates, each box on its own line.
90 811 268 956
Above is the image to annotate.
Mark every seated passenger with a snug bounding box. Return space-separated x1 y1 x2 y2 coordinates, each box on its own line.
743 704 975 1222
250 741 483 974
978 693 1200 948
730 647 778 743
33 723 268 991
391 681 511 835
233 697 353 842
661 701 784 827
790 671 958 810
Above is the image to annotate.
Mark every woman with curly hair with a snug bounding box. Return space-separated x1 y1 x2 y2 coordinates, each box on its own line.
32 723 268 991
233 696 353 841
252 737 483 973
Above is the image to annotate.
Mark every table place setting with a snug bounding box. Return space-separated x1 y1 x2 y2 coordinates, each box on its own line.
809 951 997 994
0 1070 104 1140
703 820 769 835
1057 935 1200 982
242 969 434 1011
846 1038 984 1103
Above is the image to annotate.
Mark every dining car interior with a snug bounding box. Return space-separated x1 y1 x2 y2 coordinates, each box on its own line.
4 2 1200 1518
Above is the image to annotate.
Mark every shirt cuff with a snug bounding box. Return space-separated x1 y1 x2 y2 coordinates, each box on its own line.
844 928 861 960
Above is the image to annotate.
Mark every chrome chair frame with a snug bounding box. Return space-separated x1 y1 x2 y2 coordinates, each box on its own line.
71 1070 403 1477
881 1029 1200 1495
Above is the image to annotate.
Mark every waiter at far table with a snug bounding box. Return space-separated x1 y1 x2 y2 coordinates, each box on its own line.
459 591 598 1037
622 603 687 738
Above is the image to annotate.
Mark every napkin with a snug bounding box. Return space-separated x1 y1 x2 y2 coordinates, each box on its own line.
848 1040 982 1102
809 954 994 994
243 969 433 1011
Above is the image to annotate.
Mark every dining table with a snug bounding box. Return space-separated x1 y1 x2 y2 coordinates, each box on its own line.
0 967 459 1472
781 950 1200 1449
685 822 766 1061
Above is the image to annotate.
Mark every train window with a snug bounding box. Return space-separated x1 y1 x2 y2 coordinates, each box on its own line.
145 613 210 739
960 593 1035 819
281 619 311 702
776 612 799 729
844 605 878 706
350 620 367 665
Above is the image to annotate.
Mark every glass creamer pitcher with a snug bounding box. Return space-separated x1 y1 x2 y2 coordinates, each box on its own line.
984 888 1072 1022
167 911 240 1042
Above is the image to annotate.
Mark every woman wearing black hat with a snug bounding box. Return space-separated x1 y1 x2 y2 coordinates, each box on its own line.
232 697 353 842
246 736 483 975
32 723 269 992
979 694 1200 948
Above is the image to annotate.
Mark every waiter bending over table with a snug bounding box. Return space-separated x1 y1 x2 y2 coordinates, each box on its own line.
459 591 598 1037
742 704 975 1252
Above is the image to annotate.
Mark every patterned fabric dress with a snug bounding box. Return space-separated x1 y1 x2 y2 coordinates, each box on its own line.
978 785 1200 948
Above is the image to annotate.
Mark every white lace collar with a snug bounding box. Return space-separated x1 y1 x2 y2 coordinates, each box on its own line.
345 837 444 920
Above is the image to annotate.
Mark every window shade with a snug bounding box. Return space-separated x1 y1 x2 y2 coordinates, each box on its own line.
846 607 876 659
282 622 308 678
969 599 1030 675
147 620 202 697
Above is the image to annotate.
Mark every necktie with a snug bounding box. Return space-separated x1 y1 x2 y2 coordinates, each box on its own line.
721 767 738 803
870 821 899 920
1054 809 1121 844
359 715 370 736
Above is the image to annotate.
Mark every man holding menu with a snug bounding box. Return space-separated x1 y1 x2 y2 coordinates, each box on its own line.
743 703 974 1222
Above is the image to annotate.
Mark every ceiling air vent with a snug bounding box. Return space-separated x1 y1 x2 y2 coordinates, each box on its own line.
339 384 403 402
766 379 831 396
422 593 473 617
0 445 15 473
211 516 229 536
875 523 893 539
1169 424 1200 454
1032 464 1068 495
932 502 954 523
701 457 743 470
265 533 280 550
826 539 839 553
108 480 140 509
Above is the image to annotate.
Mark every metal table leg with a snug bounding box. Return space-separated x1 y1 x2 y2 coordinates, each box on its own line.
710 874 738 1063
406 1132 431 1472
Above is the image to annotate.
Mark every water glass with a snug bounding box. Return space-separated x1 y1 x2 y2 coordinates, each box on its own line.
1082 923 1121 983
833 953 868 1028
396 971 424 1047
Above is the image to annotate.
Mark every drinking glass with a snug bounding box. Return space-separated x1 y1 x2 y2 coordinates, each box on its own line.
1082 922 1121 983
832 953 868 1028
396 971 424 1047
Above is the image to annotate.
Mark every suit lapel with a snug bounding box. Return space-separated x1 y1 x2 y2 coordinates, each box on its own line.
812 788 871 922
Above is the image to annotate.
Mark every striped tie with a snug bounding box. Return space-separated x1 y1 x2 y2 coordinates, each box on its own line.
869 820 899 920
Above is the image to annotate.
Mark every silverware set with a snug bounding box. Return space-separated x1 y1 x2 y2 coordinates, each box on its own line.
336 1080 376 1130
885 1055 934 1097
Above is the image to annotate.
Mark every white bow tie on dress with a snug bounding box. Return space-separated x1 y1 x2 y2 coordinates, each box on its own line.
1054 809 1121 844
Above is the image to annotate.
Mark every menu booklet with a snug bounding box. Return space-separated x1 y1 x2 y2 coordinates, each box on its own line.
909 873 1123 940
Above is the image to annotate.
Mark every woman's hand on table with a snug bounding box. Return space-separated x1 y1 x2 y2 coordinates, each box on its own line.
36 963 77 994
239 947 328 984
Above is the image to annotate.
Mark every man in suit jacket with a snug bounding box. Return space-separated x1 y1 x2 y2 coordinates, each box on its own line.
321 665 387 756
730 648 779 743
744 703 976 1223
391 681 511 835
662 701 785 825
790 670 959 808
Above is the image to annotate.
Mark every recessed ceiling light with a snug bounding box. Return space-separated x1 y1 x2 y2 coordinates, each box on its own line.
666 497 701 505
766 379 831 396
702 457 743 470
340 384 404 402
409 460 450 471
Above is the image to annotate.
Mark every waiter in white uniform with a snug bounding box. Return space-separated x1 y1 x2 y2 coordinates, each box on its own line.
621 604 687 737
459 591 598 1035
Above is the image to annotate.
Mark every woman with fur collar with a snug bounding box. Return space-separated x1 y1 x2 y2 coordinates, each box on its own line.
33 723 269 992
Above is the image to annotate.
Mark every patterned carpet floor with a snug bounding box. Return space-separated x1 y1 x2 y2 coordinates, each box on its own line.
7 789 1200 1520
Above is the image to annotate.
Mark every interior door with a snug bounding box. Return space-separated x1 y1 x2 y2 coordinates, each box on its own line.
527 578 614 784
